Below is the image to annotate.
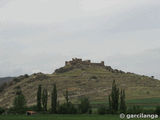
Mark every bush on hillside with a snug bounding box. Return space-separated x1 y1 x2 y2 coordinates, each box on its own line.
0 107 5 114
155 106 160 115
26 105 38 112
90 76 98 79
57 102 77 114
13 78 21 83
55 66 74 73
78 97 91 114
127 106 143 114
98 106 106 115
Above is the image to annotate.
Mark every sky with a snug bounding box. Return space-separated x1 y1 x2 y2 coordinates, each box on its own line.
0 0 160 79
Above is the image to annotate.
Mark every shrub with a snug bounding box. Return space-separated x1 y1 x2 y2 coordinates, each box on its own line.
8 107 27 114
13 90 27 114
155 106 160 115
24 74 29 78
0 107 5 114
35 73 49 81
88 108 92 114
142 109 155 114
98 106 106 115
127 106 143 114
106 107 112 114
7 107 15 114
14 86 21 89
78 97 91 114
55 66 73 73
26 105 38 111
90 76 97 79
13 78 20 83
57 102 77 114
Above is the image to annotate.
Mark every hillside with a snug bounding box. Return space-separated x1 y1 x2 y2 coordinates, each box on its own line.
0 58 160 108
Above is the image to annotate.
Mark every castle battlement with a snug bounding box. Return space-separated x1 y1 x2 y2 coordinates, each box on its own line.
65 58 104 66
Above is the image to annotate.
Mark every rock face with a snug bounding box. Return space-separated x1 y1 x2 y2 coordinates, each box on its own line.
65 58 104 66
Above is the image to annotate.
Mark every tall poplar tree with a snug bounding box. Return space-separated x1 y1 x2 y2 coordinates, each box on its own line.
120 89 127 113
37 85 42 111
42 88 48 111
51 84 57 113
108 94 112 111
109 80 119 113
13 89 26 114
64 89 69 104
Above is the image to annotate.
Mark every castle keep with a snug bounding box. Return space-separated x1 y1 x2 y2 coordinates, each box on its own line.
65 58 104 66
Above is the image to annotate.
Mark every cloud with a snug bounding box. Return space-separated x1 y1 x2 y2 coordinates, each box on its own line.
0 0 11 8
0 0 160 78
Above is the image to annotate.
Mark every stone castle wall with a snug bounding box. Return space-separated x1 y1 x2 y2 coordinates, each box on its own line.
65 58 104 66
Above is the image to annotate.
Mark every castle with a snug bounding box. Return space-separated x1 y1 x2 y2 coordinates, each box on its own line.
65 58 104 66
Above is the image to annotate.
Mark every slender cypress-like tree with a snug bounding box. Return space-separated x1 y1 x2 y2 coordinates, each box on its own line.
64 89 69 104
37 85 42 111
120 89 127 113
13 89 26 114
108 94 112 111
42 88 48 111
51 84 57 113
109 80 119 113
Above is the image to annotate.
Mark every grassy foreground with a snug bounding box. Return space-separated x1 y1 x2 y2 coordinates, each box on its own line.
0 114 159 120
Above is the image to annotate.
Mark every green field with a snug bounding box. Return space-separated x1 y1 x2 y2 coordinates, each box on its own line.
127 98 160 104
1 98 159 120
91 97 160 109
0 114 159 120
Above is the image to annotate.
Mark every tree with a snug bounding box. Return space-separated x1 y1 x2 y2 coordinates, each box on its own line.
13 89 26 114
42 88 48 111
64 89 69 104
57 102 77 114
78 97 91 114
51 84 57 113
0 107 5 115
108 94 112 111
37 85 42 111
120 89 127 113
98 105 106 115
109 80 119 113
57 89 77 114
155 106 160 115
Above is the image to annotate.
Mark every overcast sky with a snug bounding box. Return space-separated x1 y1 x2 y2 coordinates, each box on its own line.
0 0 160 79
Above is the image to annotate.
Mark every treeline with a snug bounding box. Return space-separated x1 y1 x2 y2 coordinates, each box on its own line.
36 84 91 114
0 83 91 114
1 80 160 115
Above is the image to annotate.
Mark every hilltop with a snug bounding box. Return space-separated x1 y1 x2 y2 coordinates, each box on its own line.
0 58 160 108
